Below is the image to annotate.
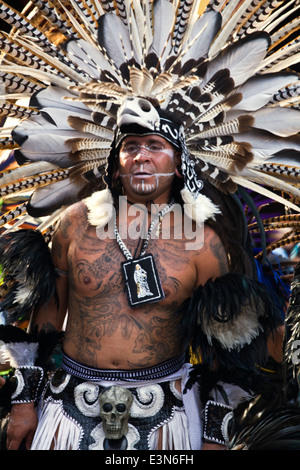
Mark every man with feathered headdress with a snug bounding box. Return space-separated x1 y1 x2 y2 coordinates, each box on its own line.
0 0 298 451
2 96 282 451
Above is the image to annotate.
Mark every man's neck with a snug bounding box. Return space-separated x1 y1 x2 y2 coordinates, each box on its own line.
117 192 175 238
121 188 172 208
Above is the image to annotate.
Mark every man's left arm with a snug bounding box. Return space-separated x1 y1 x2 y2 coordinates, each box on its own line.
192 227 259 449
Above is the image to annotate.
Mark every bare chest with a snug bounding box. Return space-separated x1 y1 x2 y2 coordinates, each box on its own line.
64 226 201 368
67 228 197 306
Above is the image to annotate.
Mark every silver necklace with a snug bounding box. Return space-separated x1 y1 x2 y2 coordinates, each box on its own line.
115 200 175 308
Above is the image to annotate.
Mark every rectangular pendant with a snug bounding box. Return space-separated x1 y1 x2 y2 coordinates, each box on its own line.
121 254 165 308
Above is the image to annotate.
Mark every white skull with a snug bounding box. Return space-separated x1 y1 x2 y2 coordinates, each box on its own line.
99 386 133 440
117 96 160 131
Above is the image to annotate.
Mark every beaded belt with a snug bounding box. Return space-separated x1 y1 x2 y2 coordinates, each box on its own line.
61 351 186 382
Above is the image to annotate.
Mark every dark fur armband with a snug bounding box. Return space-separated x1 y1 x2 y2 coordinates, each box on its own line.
0 325 63 369
0 325 43 404
0 325 39 368
0 229 57 323
203 400 233 446
0 325 63 406
182 272 283 372
11 366 44 404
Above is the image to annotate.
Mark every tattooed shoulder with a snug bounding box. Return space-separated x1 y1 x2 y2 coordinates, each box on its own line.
51 202 88 267
57 202 88 240
203 226 229 275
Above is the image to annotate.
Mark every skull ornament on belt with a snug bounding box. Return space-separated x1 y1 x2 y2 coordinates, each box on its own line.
99 386 133 440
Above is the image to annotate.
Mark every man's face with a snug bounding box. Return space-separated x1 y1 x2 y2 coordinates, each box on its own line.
117 135 181 202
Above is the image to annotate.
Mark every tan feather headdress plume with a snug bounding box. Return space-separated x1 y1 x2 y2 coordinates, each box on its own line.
0 0 299 234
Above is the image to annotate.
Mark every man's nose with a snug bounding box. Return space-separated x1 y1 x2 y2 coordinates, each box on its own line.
133 147 151 162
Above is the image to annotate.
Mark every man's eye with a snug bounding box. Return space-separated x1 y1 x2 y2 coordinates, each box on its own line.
148 144 164 152
123 145 138 153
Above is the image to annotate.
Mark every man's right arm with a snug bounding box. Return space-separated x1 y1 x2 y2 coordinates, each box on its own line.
28 210 71 334
6 213 71 450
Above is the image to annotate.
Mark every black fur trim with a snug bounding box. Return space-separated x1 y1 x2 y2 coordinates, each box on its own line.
0 376 15 417
0 325 64 380
0 229 57 323
34 327 64 370
184 360 282 407
181 273 283 372
228 406 300 450
0 324 63 370
0 324 33 343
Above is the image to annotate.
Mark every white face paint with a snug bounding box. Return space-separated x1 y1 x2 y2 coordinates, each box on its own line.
119 170 176 195
118 136 178 198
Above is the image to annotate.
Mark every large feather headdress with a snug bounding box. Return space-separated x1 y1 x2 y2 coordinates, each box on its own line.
0 0 299 235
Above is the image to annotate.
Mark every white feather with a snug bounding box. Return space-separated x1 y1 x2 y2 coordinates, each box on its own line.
180 9 222 64
84 188 114 227
32 86 89 113
232 175 300 212
208 0 255 58
17 133 73 167
65 39 117 79
205 34 270 88
148 0 176 65
98 13 139 68
262 51 300 74
12 35 89 84
251 107 300 138
0 342 39 367
202 303 262 349
128 0 146 58
0 65 74 88
239 166 300 198
29 177 86 215
180 187 221 223
0 162 57 186
214 0 246 28
237 131 300 160
234 73 299 111
40 107 92 129
12 113 94 141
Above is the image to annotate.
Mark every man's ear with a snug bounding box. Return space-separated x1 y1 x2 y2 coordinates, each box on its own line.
114 169 120 179
174 151 183 178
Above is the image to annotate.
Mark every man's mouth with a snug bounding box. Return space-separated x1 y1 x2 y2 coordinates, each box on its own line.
133 171 153 178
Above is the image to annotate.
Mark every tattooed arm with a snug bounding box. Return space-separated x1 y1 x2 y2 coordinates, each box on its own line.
195 225 229 287
193 226 229 451
6 206 77 451
28 205 77 334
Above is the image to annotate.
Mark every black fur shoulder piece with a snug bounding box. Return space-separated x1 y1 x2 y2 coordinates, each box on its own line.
0 229 57 324
183 272 283 372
